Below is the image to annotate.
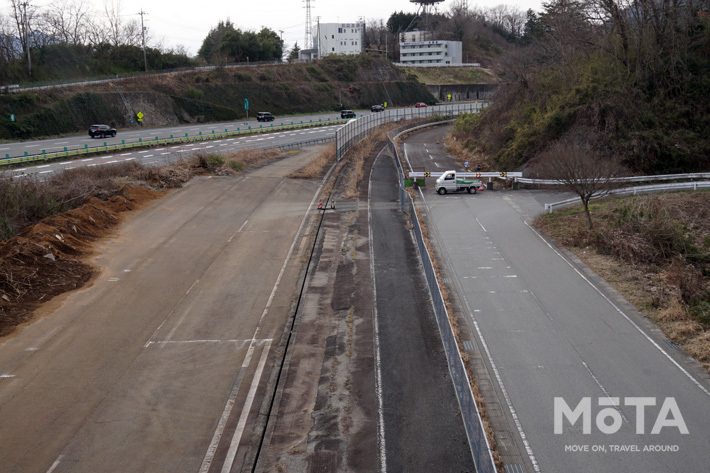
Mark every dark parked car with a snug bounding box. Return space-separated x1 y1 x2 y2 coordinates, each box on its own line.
256 112 275 122
371 104 384 112
341 109 356 119
88 124 116 138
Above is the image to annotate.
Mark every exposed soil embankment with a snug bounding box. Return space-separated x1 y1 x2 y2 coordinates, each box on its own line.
0 186 162 336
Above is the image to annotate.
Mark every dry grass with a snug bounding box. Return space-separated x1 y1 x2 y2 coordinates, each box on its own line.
445 134 498 172
193 148 282 175
288 143 335 179
535 192 710 375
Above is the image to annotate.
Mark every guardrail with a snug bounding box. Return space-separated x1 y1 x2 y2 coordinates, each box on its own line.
0 118 344 167
335 102 487 160
517 172 710 185
384 124 497 473
544 181 710 213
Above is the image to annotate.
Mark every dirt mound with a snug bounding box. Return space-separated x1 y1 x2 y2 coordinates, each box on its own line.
0 186 163 337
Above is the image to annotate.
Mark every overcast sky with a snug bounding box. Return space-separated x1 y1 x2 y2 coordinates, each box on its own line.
8 0 544 57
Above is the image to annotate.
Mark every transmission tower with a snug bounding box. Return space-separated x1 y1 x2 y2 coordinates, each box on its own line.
409 0 444 32
304 0 314 49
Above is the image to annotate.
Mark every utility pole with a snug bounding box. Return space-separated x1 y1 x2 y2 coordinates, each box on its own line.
139 9 148 72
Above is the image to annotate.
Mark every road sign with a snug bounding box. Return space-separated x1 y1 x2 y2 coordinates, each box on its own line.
244 98 249 110
136 112 144 122
447 93 452 101
384 102 387 108
9 114 15 122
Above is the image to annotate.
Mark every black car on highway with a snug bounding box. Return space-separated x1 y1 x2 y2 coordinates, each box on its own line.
89 124 116 138
257 112 275 122
341 110 356 119
371 104 384 112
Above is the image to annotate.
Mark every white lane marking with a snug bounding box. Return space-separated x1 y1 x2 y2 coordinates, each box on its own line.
46 455 63 473
37 164 50 168
525 220 710 398
53 141 68 145
143 155 153 158
143 279 200 348
581 360 629 423
0 374 15 378
418 183 539 472
202 153 329 473
80 158 93 162
138 150 149 154
26 326 62 352
368 161 388 472
105 161 117 164
160 152 170 155
39 170 53 174
475 217 487 232
228 220 249 243
220 340 272 473
24 144 40 148
119 153 131 156
147 339 265 347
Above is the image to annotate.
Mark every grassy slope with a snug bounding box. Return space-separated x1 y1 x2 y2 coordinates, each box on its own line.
404 66 499 85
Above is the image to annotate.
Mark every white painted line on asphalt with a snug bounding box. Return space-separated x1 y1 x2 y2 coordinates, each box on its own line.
24 144 39 148
160 152 170 155
228 220 249 242
138 150 149 153
0 147 9 150
54 141 68 144
155 148 165 151
46 455 63 473
220 340 272 473
143 155 153 158
144 279 200 348
368 153 389 473
525 220 710 398
37 164 50 168
39 170 53 174
105 161 117 164
475 217 487 232
581 360 629 423
119 153 131 156
26 326 61 352
0 374 15 378
80 158 92 162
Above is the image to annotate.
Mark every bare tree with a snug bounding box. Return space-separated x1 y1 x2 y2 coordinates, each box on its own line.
42 0 91 45
535 141 624 229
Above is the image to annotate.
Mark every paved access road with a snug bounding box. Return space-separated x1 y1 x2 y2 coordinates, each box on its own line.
0 151 322 472
401 127 710 473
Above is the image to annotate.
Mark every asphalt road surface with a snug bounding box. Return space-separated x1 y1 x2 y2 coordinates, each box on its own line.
0 151 322 472
401 127 710 473
4 124 343 179
370 152 476 472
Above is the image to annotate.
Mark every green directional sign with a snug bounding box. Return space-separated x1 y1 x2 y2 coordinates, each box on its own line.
9 114 15 122
244 98 249 110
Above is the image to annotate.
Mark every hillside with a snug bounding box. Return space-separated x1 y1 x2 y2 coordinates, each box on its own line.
450 2 710 175
0 55 434 140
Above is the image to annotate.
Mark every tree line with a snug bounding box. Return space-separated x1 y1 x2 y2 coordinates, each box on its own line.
0 0 285 83
452 0 709 176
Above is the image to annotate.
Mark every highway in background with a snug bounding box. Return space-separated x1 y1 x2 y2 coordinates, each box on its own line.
401 127 710 473
0 112 363 160
6 124 343 179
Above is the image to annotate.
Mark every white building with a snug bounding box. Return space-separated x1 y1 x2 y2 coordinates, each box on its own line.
313 22 366 58
399 39 463 66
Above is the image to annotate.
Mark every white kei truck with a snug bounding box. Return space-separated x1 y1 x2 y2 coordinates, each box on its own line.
435 170 483 195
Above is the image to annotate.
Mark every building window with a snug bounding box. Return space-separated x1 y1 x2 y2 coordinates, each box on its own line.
332 47 335 51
